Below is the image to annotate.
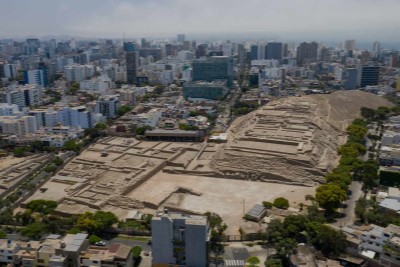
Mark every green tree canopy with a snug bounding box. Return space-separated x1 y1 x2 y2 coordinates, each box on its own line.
273 197 289 209
26 200 58 215
315 184 347 215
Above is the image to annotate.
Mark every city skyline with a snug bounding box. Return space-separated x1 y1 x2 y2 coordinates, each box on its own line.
0 0 400 43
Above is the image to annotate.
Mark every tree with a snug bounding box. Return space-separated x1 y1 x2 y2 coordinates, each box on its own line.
53 156 64 166
204 212 227 263
313 225 346 257
132 246 142 258
13 146 31 157
63 140 81 152
0 229 6 238
135 125 152 135
262 201 273 209
273 197 289 209
265 258 283 267
315 184 347 215
283 215 309 241
26 200 58 215
246 256 260 267
274 238 297 262
360 107 376 120
266 219 286 245
355 197 368 223
88 235 102 244
93 211 118 229
117 105 133 116
44 164 57 173
178 123 199 131
94 122 107 130
346 124 368 143
20 222 48 239
76 212 100 234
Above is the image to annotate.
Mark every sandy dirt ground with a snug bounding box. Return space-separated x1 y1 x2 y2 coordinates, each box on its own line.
131 171 315 234
0 156 25 169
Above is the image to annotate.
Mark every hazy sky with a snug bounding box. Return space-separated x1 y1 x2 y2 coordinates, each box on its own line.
1 0 400 42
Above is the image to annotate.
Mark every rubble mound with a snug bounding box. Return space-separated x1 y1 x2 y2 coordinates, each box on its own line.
211 91 393 186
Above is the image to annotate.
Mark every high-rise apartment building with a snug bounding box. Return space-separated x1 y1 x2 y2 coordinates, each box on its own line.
0 85 41 109
265 42 283 60
24 69 48 87
296 42 318 65
177 34 186 43
126 51 139 85
344 39 356 50
152 211 209 267
95 95 120 118
192 56 234 88
250 45 258 60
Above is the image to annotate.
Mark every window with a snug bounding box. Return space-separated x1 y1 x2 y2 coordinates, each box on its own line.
92 261 98 264
384 233 390 237
7 256 12 260
37 259 44 263
369 241 373 244
385 252 391 257
376 243 381 246
371 235 376 239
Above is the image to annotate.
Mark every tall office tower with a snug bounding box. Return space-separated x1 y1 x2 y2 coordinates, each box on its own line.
192 56 234 88
360 65 380 87
373 41 381 57
141 38 150 48
283 43 288 58
126 51 138 85
319 47 331 62
257 44 265 60
343 68 359 90
177 34 186 43
25 38 40 55
344 39 356 50
265 42 283 60
0 62 5 78
296 42 318 65
123 41 136 52
195 44 207 58
238 43 246 68
152 211 209 267
165 44 177 57
250 44 258 60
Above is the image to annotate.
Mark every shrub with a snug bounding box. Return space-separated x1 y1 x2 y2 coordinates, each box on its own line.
273 197 289 209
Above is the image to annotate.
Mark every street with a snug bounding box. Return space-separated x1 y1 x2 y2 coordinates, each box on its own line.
333 181 363 227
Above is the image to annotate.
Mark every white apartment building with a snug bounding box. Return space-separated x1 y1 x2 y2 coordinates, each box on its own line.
29 106 98 129
0 103 19 115
64 64 95 82
0 116 38 136
131 108 162 128
177 51 194 61
152 211 209 267
0 85 41 109
79 74 113 91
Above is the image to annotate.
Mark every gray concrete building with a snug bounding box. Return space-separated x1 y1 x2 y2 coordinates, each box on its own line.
151 211 209 267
